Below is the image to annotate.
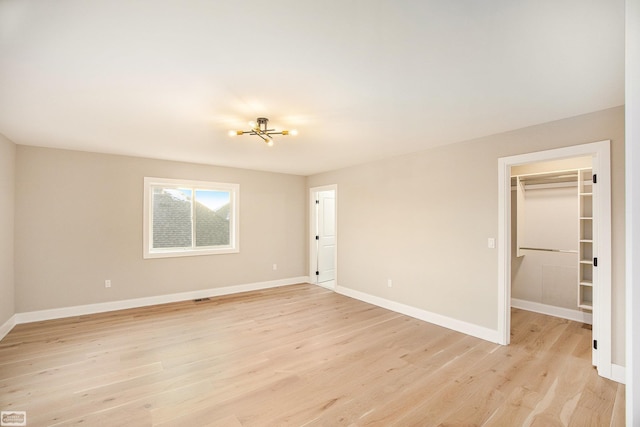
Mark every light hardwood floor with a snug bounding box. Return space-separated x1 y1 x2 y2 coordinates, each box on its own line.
0 284 625 426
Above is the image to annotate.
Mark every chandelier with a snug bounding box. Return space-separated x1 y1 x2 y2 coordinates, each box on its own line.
228 117 297 146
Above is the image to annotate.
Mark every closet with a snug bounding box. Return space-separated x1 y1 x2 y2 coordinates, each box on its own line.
511 157 594 320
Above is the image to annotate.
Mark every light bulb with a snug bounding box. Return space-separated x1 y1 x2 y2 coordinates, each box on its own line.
290 129 298 136
266 138 274 147
228 130 239 137
249 121 257 129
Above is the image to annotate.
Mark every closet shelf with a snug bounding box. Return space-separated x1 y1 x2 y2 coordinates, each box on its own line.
513 170 579 187
580 260 594 265
578 303 593 310
580 216 593 220
580 280 593 287
580 239 593 243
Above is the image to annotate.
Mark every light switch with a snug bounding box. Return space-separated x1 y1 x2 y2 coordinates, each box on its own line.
488 238 496 249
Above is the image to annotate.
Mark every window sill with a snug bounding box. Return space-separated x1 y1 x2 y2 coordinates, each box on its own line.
143 247 239 259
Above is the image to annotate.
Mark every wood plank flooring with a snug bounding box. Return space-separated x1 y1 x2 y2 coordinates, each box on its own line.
0 284 625 426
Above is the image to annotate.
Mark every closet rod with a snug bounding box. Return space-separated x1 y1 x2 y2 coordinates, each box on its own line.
519 247 578 254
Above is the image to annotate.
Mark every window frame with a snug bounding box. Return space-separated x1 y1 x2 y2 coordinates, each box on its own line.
143 177 239 259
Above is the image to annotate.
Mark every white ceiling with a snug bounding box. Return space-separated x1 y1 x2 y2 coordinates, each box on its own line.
0 0 625 176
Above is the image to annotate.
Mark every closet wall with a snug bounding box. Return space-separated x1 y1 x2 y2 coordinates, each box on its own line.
511 156 592 315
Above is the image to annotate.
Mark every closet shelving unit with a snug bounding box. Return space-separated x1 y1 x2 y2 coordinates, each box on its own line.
578 168 594 310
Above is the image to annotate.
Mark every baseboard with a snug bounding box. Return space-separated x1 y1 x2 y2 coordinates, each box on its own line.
511 298 593 324
611 363 626 384
315 280 336 290
5 281 626 384
14 276 309 325
0 314 16 341
335 285 501 344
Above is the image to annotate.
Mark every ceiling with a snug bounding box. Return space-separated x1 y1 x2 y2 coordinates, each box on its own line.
0 0 625 176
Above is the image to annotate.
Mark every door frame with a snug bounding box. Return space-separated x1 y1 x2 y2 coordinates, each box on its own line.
497 140 612 378
309 184 338 290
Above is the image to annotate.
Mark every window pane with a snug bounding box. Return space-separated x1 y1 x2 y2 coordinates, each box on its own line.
195 190 231 247
152 187 193 249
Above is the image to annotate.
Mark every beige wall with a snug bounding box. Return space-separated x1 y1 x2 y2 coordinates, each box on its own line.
511 186 580 310
14 146 307 312
0 134 15 326
308 106 625 364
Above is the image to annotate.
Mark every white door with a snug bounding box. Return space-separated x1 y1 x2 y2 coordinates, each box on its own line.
316 190 336 284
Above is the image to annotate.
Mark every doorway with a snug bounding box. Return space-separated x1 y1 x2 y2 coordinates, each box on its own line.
310 185 337 289
511 156 594 360
498 140 613 379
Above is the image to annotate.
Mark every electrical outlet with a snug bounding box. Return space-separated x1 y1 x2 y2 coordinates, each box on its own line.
387 279 393 288
272 264 278 271
105 279 111 288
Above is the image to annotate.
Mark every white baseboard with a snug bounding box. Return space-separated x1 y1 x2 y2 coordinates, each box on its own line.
0 314 16 341
314 280 336 290
335 285 501 344
611 363 626 384
13 276 308 325
511 298 593 324
4 280 627 385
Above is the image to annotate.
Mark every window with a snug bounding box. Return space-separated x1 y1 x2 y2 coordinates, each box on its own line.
143 177 239 258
